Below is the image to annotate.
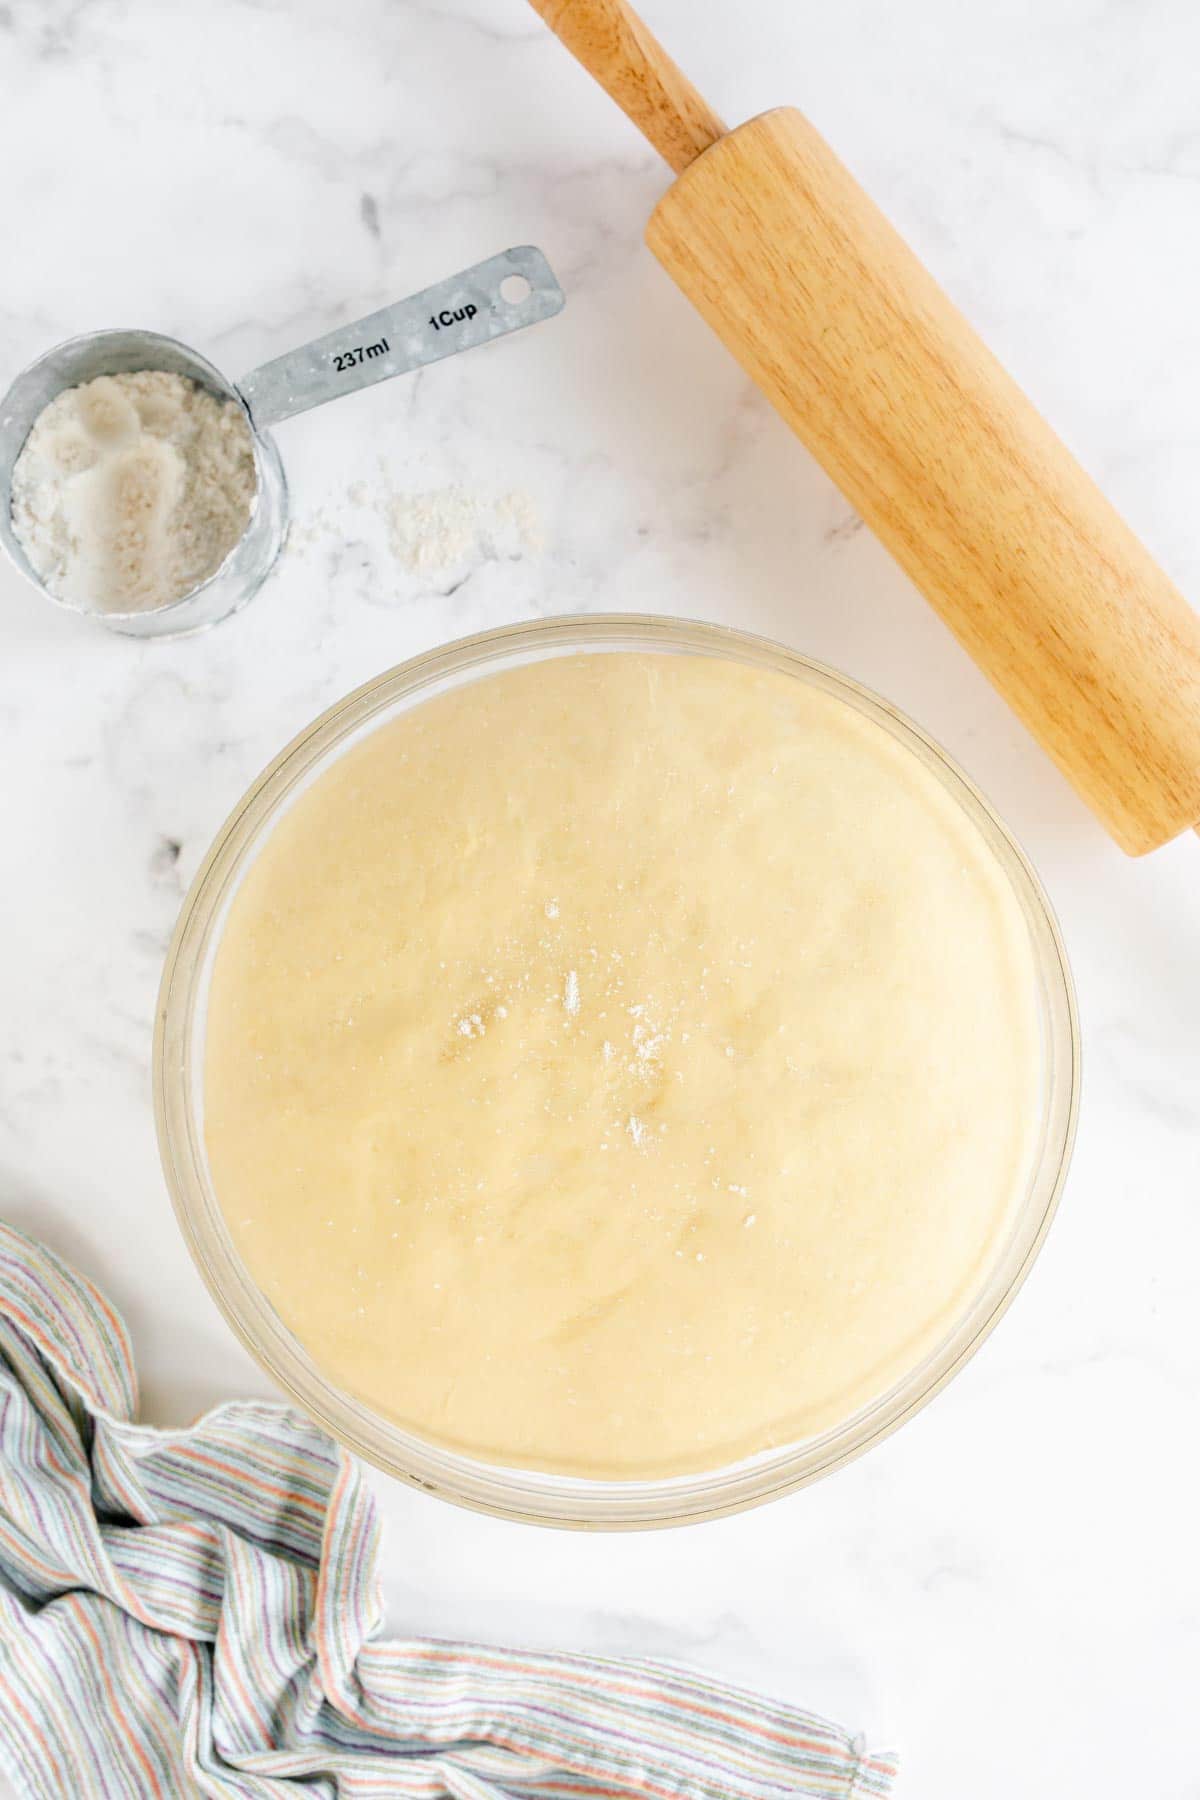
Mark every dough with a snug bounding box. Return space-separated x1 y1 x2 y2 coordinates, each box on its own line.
205 652 1041 1478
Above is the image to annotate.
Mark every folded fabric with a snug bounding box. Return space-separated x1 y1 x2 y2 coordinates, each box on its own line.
0 1221 898 1798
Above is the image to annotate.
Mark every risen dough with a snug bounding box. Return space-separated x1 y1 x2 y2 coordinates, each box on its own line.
205 652 1041 1478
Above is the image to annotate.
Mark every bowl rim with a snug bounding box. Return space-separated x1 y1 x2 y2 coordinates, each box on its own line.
154 613 1081 1529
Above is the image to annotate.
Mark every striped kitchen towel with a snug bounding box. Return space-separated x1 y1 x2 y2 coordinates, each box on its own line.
0 1221 898 1799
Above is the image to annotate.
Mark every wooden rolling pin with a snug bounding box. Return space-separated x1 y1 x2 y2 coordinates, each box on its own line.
529 0 1200 855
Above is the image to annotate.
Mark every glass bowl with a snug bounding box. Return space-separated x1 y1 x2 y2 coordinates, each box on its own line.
154 615 1079 1529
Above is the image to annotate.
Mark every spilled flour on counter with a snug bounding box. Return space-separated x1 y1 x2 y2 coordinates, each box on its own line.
387 489 477 570
387 486 541 573
11 371 256 613
284 479 542 585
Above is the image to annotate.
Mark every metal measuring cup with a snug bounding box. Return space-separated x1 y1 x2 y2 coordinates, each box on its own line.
0 247 564 639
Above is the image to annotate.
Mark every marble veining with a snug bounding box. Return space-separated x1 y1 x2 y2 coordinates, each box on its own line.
2 1 1200 1794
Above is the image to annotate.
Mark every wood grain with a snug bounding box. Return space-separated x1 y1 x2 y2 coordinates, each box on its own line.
647 109 1200 852
527 0 725 174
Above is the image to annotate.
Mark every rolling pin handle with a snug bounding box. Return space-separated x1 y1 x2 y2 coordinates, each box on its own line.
527 0 726 173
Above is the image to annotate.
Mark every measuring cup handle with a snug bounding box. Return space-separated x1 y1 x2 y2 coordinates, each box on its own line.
236 247 565 431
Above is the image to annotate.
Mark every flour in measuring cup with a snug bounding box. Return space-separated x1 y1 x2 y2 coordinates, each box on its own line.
11 371 256 613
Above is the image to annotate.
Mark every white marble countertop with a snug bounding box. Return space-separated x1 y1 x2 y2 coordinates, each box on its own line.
3 1 1199 1793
